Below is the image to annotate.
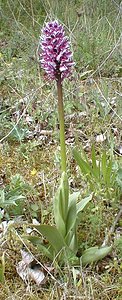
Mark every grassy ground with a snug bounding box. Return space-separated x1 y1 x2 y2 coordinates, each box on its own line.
0 0 122 299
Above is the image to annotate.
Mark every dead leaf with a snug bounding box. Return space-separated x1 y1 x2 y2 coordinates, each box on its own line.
96 134 106 143
16 250 45 285
28 267 45 285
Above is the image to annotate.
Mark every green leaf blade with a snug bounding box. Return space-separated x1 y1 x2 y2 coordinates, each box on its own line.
73 149 92 175
34 224 66 254
76 194 93 215
81 245 112 266
91 145 100 179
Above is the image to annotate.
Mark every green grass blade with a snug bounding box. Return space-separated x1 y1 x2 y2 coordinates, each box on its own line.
91 145 100 179
101 151 107 182
105 159 113 186
73 148 92 175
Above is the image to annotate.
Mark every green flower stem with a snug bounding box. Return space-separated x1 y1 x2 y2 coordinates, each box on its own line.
57 74 66 172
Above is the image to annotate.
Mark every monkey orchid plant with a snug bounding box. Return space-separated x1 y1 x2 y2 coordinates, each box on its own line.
27 20 111 265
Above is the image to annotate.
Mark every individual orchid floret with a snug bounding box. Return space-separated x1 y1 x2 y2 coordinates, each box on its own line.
39 20 74 81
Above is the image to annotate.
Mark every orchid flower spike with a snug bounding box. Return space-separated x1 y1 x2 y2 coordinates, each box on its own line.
39 20 74 81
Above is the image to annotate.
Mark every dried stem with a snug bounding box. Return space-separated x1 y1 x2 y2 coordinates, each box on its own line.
102 206 122 247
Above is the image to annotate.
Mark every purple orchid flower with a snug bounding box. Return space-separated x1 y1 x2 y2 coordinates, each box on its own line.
39 20 74 81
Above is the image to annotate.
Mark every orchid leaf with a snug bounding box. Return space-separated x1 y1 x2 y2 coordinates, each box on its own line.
60 172 69 221
76 194 93 215
23 235 43 246
81 245 112 266
24 235 53 259
69 192 80 204
64 249 79 265
54 172 69 237
65 198 77 251
67 232 78 253
65 192 80 252
66 194 77 234
37 244 53 260
33 224 66 254
54 188 66 237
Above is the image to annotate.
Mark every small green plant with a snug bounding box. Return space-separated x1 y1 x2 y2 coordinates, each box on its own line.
9 125 29 142
0 188 25 211
0 174 26 221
